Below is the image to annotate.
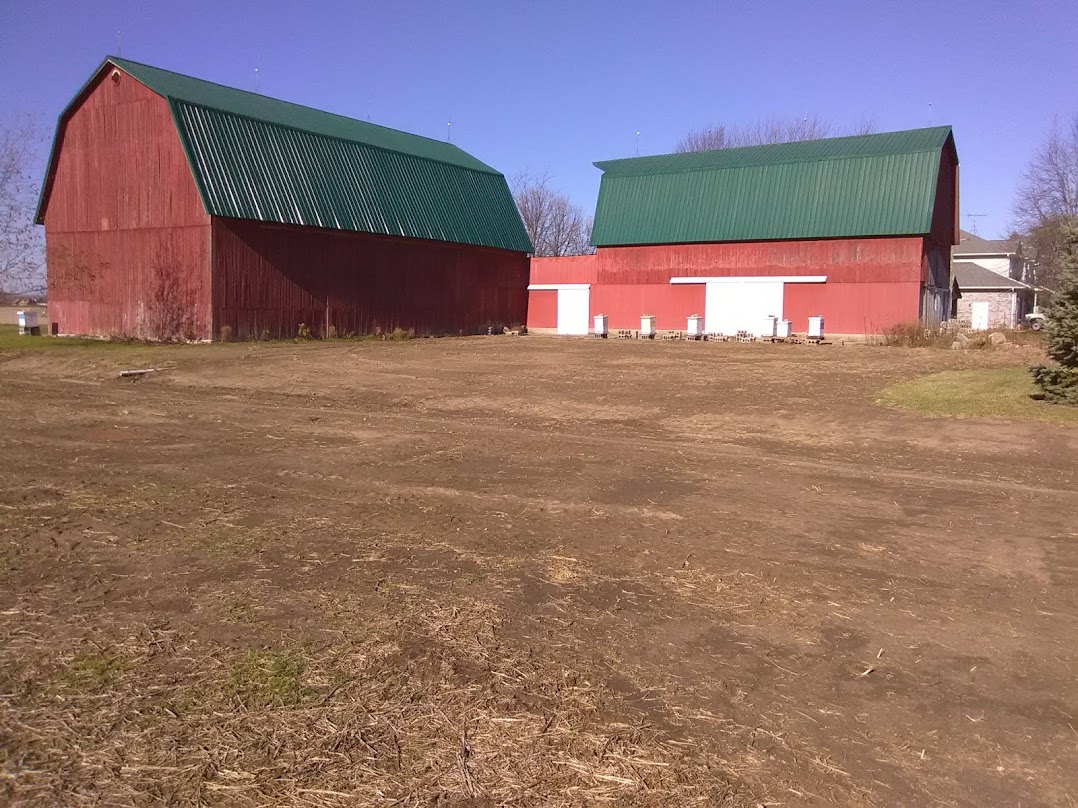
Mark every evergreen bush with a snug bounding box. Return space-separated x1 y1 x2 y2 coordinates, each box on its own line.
1031 222 1078 405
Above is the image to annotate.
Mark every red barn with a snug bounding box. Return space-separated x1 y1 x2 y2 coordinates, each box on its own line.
36 57 532 340
528 127 958 338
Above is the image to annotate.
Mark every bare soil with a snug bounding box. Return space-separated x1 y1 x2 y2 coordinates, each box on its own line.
1 336 1075 806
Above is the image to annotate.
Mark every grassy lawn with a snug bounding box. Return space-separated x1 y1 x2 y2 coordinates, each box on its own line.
0 324 140 352
880 366 1078 425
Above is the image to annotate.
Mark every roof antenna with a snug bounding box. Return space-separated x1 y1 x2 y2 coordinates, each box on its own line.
966 213 986 235
447 115 452 143
635 130 641 156
254 67 261 94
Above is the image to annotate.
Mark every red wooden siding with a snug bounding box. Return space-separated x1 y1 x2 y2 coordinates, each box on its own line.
530 255 598 285
528 236 927 334
591 284 703 331
527 289 558 330
43 68 211 338
783 281 921 334
594 237 925 285
213 218 529 339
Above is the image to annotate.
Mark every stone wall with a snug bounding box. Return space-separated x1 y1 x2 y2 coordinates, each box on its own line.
955 290 1015 329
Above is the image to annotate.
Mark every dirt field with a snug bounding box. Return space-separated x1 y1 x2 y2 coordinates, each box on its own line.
1 335 1076 806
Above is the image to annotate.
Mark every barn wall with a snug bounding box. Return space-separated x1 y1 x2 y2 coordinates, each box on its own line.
212 218 529 339
783 281 922 334
929 140 960 248
528 237 926 335
43 69 212 338
530 255 599 285
595 237 925 284
592 284 704 331
526 289 559 331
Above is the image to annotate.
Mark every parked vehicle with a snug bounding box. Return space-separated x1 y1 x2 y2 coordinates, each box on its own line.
1025 311 1046 331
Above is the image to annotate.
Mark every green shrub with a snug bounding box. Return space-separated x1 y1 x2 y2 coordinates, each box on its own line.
297 322 313 340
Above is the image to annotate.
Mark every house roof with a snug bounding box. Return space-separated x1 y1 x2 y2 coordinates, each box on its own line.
590 126 956 246
953 230 1018 256
952 261 1030 290
36 57 533 254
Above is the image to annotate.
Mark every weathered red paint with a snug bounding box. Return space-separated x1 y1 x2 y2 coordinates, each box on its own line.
594 237 926 285
526 289 558 331
41 65 529 341
214 219 529 338
43 67 211 338
783 281 922 335
591 284 703 331
530 255 598 285
528 236 934 334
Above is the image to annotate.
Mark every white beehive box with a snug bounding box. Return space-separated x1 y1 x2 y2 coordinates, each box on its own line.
776 319 792 338
17 310 39 335
761 315 777 338
640 315 656 337
593 314 608 336
686 314 703 337
808 315 825 339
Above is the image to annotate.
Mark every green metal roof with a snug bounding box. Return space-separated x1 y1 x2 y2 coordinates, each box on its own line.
591 127 956 246
38 57 532 253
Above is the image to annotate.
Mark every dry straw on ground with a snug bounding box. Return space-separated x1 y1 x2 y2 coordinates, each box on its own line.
0 593 749 806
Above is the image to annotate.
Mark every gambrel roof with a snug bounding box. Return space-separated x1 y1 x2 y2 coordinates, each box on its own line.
37 57 532 253
591 127 957 247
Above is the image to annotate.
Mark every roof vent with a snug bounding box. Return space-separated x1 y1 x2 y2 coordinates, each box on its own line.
110 69 121 83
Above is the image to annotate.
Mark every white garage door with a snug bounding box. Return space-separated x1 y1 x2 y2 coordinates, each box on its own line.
556 287 590 335
705 282 784 335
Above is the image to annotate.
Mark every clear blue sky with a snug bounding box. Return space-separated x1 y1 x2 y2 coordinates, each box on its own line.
2 0 1076 239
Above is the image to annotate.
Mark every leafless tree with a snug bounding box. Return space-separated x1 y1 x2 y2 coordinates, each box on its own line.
512 171 593 257
676 115 878 153
1012 115 1078 292
0 118 46 294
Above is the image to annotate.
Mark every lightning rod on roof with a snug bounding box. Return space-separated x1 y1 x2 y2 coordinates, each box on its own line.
254 67 260 94
115 30 122 56
447 116 452 143
928 101 932 125
635 130 641 156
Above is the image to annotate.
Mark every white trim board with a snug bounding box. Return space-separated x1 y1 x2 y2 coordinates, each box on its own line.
527 283 591 291
670 276 827 285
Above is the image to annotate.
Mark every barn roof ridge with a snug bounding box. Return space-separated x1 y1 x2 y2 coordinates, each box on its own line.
105 56 500 175
162 95 506 181
594 126 954 178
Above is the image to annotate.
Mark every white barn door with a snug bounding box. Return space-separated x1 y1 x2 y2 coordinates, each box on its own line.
705 281 784 335
556 287 590 335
